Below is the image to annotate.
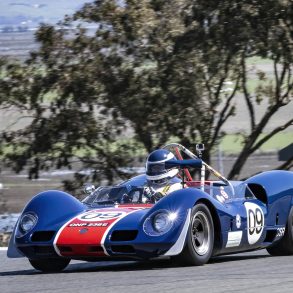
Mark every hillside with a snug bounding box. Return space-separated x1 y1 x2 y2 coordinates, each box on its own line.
0 0 92 30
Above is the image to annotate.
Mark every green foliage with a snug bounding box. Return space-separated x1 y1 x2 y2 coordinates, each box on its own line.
0 0 292 188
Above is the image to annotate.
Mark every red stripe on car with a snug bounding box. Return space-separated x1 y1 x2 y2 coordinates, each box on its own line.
53 206 150 257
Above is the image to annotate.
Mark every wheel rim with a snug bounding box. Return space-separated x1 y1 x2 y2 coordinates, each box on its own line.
191 211 211 256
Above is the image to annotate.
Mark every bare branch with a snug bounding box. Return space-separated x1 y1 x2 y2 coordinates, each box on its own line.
279 61 288 86
4 115 34 130
228 101 291 179
250 118 293 153
203 72 213 102
251 102 281 141
211 76 240 146
214 53 232 100
282 65 293 100
0 102 30 111
241 52 255 131
274 57 280 100
205 53 236 146
273 58 289 103
274 157 293 171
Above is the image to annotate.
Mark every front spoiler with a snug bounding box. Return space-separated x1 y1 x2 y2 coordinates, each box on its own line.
13 242 172 260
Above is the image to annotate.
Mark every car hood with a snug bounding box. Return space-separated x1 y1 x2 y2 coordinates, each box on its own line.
53 205 152 256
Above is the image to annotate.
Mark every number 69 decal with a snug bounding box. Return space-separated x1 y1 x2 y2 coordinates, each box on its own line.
244 202 264 245
77 211 126 222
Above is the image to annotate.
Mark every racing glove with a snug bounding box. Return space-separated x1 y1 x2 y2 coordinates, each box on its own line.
143 186 165 203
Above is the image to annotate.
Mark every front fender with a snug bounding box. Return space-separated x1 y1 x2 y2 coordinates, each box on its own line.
21 190 85 228
7 190 85 258
7 220 23 258
139 187 224 256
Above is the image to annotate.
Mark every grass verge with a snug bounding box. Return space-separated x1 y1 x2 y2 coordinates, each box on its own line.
221 132 293 154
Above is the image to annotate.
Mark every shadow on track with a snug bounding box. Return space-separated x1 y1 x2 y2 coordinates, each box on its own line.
1 251 272 276
210 252 271 264
0 269 36 276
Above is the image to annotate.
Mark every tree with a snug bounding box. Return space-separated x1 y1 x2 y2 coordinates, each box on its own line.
0 0 292 188
70 0 241 164
0 56 140 188
72 0 293 177
181 0 293 178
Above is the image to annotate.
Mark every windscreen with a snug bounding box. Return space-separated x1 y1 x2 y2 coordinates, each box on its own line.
82 186 130 205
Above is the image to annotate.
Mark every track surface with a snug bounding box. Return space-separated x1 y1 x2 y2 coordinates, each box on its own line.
1 250 293 293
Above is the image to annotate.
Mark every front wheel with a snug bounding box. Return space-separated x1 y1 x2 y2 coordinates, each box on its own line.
267 206 293 256
177 203 214 266
29 258 70 272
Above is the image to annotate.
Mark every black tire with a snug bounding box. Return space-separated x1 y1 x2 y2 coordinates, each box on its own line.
267 206 293 256
176 203 214 266
29 258 70 272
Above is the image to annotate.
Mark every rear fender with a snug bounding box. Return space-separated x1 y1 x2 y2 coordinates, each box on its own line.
147 187 222 213
245 171 293 205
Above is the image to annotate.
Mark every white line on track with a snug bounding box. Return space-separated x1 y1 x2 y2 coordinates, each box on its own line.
0 247 8 251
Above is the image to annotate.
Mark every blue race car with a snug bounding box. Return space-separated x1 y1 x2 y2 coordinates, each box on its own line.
7 143 293 272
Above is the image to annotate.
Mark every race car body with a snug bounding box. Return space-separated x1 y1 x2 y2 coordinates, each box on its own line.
7 143 293 272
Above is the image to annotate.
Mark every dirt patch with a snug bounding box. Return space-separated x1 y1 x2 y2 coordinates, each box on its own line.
0 232 11 246
0 169 74 213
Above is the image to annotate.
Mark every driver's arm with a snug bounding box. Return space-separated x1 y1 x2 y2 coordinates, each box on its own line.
143 186 164 203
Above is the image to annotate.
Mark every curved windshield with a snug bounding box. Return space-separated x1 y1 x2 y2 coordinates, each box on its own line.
82 185 151 206
82 175 256 206
82 174 183 206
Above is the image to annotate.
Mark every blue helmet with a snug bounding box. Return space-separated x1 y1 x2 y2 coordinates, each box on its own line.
146 149 179 183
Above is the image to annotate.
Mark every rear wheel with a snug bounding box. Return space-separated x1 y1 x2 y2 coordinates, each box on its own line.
177 203 214 266
29 258 70 272
267 206 293 256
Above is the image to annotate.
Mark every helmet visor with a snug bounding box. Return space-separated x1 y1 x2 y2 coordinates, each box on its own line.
146 162 166 177
149 177 169 185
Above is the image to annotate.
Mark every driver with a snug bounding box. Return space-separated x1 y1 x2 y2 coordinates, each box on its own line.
144 149 182 202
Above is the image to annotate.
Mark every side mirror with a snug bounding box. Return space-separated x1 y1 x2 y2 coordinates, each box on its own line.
83 183 95 195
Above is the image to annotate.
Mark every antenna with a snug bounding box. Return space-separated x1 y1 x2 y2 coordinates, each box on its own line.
196 143 205 191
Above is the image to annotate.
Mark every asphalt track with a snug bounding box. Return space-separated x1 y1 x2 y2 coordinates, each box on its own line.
1 250 293 293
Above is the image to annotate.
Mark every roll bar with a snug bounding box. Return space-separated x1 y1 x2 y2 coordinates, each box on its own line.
162 143 235 194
